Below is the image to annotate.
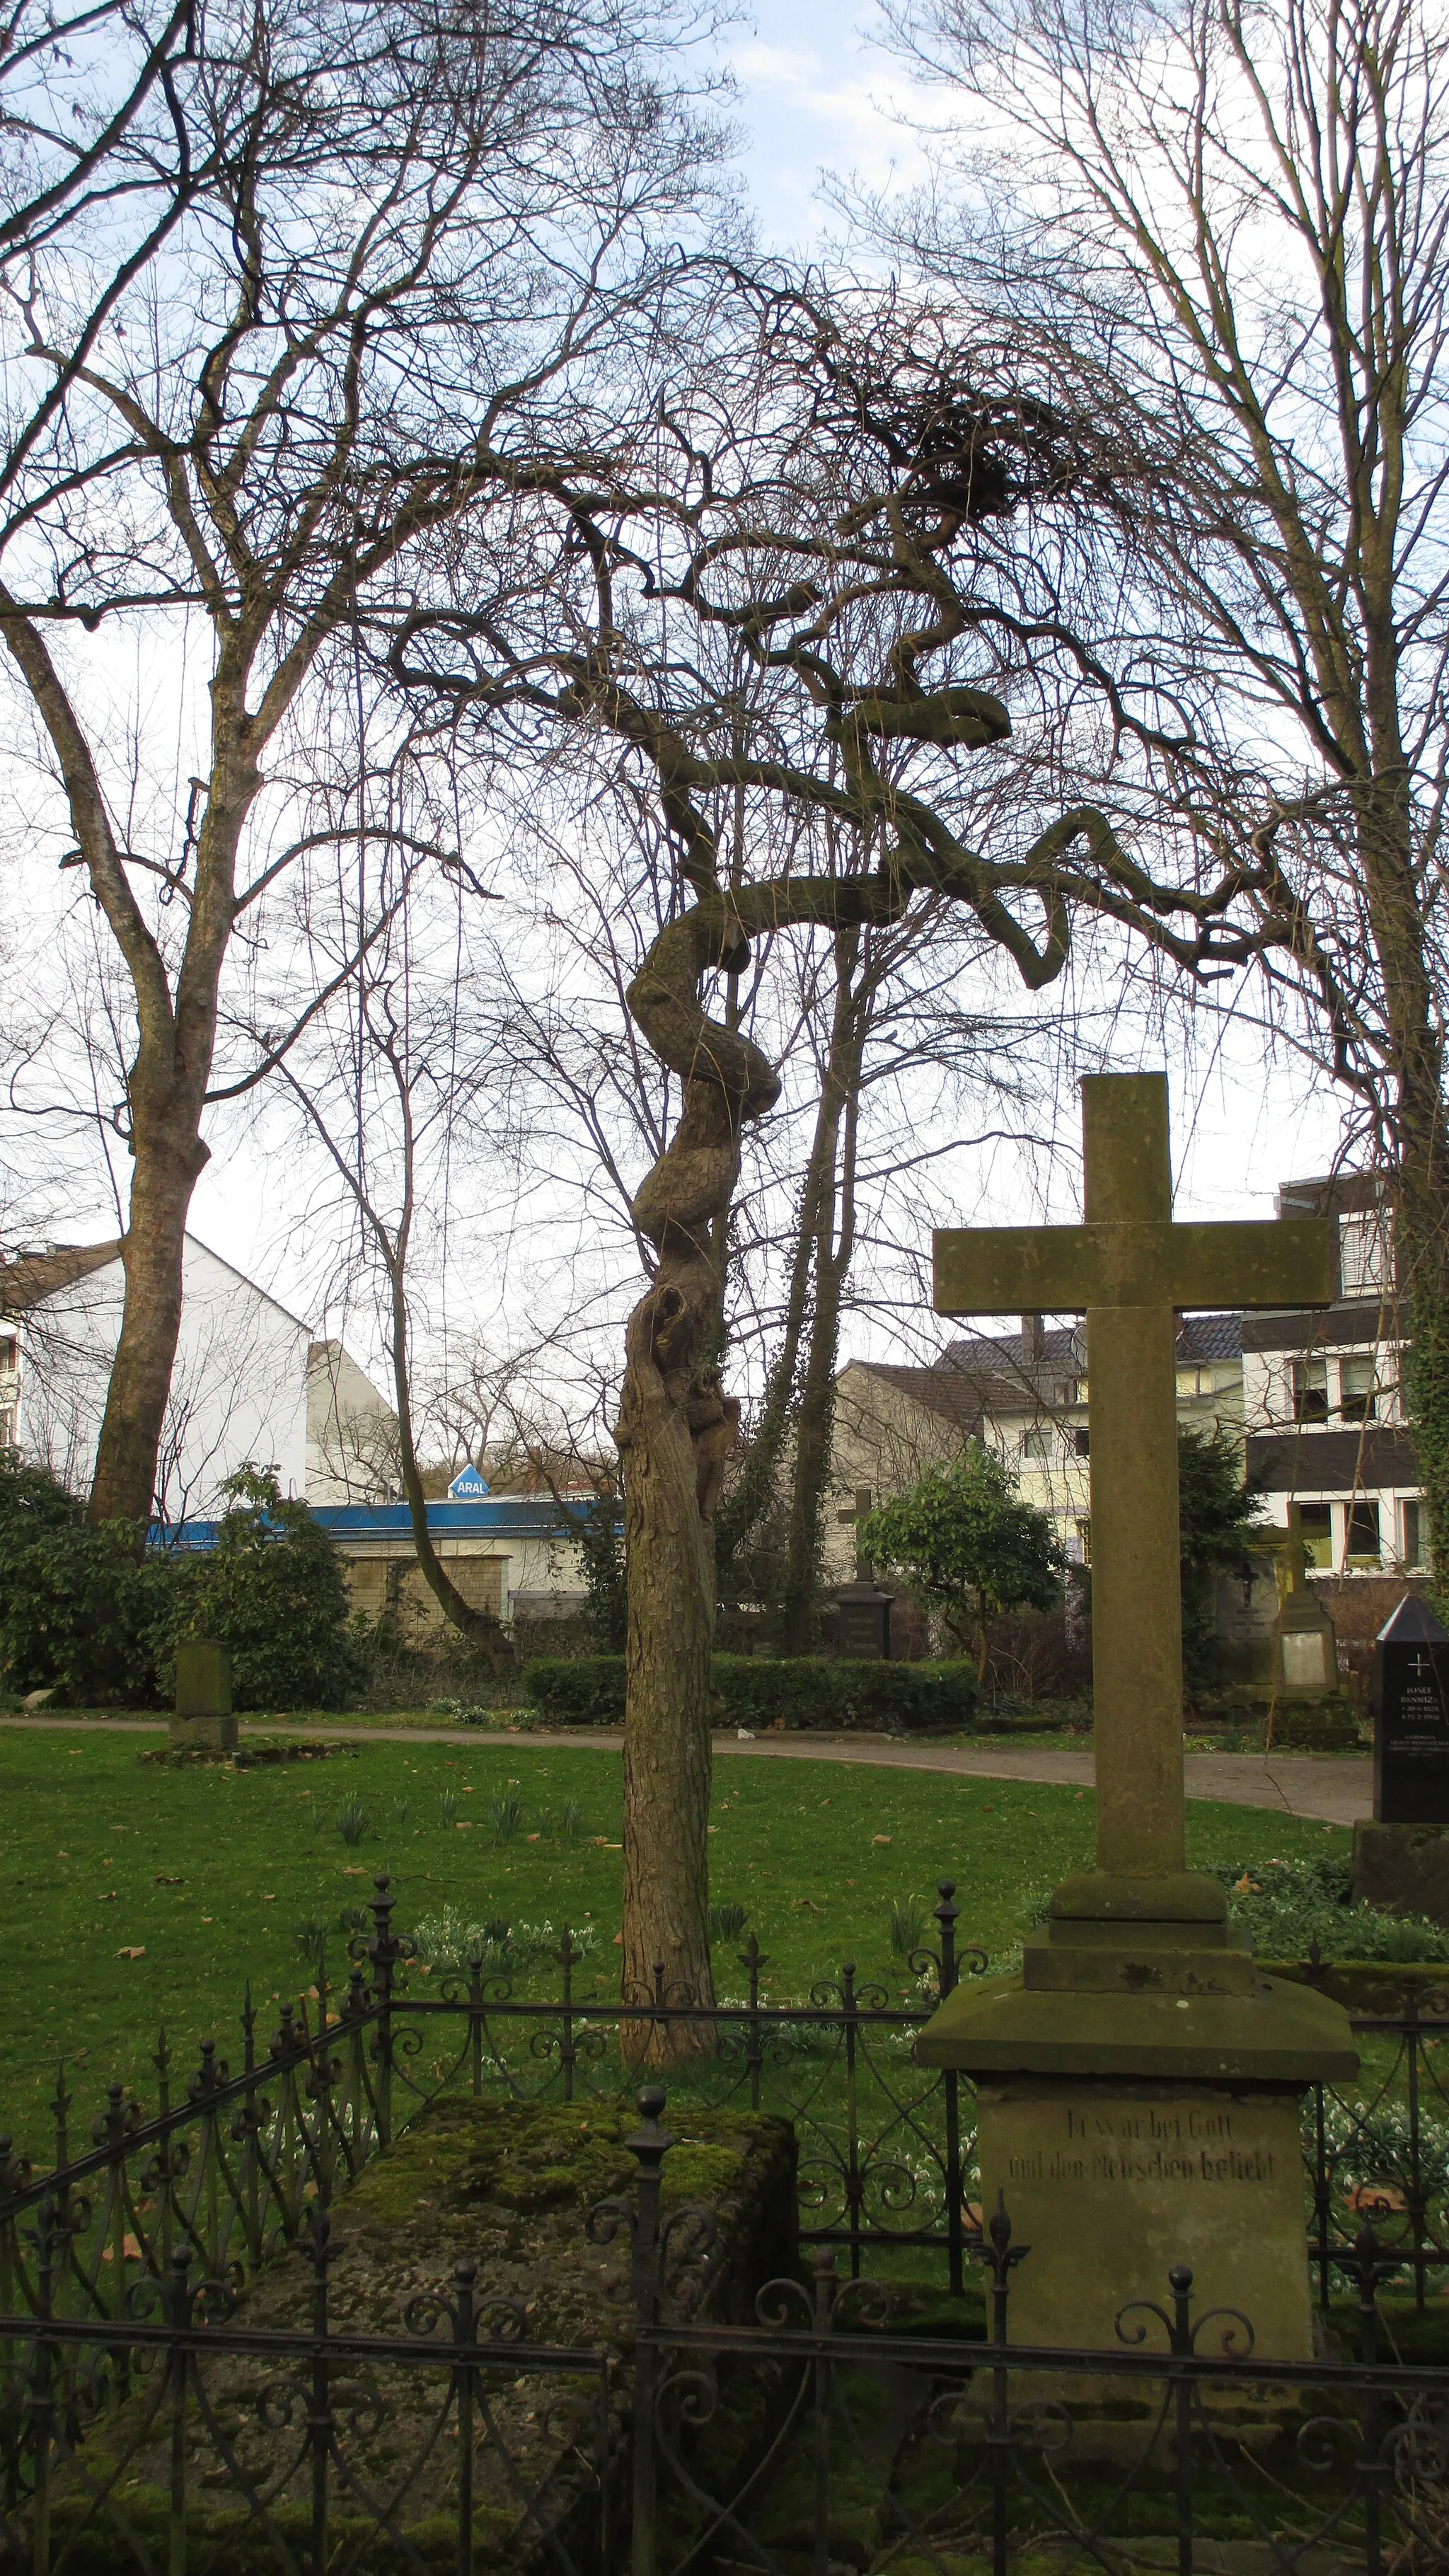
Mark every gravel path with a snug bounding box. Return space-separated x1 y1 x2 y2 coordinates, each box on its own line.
0 1713 1370 1825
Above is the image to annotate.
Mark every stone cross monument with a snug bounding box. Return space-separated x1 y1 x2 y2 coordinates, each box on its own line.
918 1073 1356 2360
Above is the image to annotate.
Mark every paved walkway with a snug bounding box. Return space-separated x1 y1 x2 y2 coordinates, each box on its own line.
0 1714 1370 1826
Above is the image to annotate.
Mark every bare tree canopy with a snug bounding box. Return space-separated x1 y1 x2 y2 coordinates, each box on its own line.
389 290 1281 2041
869 0 1449 1569
0 0 728 1524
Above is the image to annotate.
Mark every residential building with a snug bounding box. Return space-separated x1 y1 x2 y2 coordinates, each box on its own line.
1244 1174 1423 1574
829 1312 1244 1579
1 1235 316 1520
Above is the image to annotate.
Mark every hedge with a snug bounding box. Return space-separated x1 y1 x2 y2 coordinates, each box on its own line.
522 1653 979 1733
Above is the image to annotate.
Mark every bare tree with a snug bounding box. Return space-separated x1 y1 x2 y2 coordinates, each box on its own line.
0 0 722 1525
874 0 1449 1573
394 300 1275 2049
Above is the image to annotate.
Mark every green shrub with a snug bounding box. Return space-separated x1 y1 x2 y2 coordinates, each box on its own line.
521 1652 978 1732
1215 1854 1449 1963
522 1656 628 1723
0 1452 165 1703
166 1468 370 1711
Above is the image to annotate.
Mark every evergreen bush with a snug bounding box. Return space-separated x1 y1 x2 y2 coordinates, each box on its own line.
521 1651 978 1732
164 1469 371 1711
0 1452 164 1703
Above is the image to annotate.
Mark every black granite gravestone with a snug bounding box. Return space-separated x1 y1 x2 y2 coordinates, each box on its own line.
835 1578 894 1660
1373 1594 1449 1824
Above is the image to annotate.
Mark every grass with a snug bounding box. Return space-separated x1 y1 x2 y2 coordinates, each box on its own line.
0 1726 1353 2154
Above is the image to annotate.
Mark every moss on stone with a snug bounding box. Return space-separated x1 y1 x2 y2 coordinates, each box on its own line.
38 2094 797 2572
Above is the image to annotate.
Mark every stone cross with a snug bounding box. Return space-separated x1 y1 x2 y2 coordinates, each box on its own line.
836 1485 874 1582
934 1073 1332 1881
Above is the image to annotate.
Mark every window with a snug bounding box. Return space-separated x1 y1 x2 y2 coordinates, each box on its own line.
1073 1518 1091 1565
1339 1355 1377 1421
0 1407 13 1449
1022 1426 1053 1461
1291 1358 1329 1422
1402 1500 1424 1568
1297 1503 1334 1568
1053 1378 1078 1406
1073 1426 1090 1457
0 1335 15 1375
1339 1213 1392 1295
1346 1499 1381 1563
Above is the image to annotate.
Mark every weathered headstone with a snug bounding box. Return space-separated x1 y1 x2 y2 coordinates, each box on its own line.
834 1485 894 1660
1351 1595 1449 1924
917 1073 1356 2362
1271 1503 1340 1697
171 1639 237 1755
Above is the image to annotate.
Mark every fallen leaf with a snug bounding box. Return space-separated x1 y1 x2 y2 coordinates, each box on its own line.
612 1931 623 1946
872 1835 891 1846
154 1874 183 1887
262 1893 275 1902
342 1866 366 1876
707 1825 719 1835
604 1842 622 1849
96 1890 117 1902
200 1915 213 1922
797 1898 821 1912
455 1820 472 1830
117 1946 146 1960
57 1849 68 1858
591 1837 609 1847
526 1832 541 1842
99 2234 143 2263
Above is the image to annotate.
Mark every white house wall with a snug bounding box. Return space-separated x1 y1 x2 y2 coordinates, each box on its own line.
17 1238 309 1520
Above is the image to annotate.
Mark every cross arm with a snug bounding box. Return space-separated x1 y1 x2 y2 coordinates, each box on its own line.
933 1219 1334 1316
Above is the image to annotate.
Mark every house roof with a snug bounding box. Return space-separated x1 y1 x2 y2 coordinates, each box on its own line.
841 1361 985 1431
0 1240 120 1313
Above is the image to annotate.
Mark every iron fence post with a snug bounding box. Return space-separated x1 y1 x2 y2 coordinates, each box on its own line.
810 2247 837 2576
935 1885 964 2297
978 2193 1027 2576
307 2206 333 2576
166 2241 191 2576
743 1936 764 2113
1406 1994 1426 2309
368 1876 398 2148
468 1953 484 2100
841 1964 862 2280
1167 2265 1195 2576
627 2084 671 2576
29 2200 57 2576
559 1930 577 2105
451 2256 478 2576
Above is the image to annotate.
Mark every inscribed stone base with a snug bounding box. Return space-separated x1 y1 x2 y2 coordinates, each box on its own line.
1351 1819 1449 1928
166 1711 238 1754
975 2079 1313 2362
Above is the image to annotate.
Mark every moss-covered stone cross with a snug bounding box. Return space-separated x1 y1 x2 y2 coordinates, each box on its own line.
934 1072 1333 1881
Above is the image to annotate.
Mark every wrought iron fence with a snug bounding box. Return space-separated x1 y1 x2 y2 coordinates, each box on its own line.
6 1873 1449 2340
3 2083 1448 2575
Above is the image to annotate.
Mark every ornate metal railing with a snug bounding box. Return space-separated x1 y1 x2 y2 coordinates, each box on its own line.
6 1875 1449 2335
2 2084 1446 2575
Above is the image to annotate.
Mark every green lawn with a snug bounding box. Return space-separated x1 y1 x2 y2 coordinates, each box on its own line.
0 1728 1349 2155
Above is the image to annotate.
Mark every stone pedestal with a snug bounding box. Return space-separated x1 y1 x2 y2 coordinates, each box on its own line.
171 1639 237 1754
918 1871 1356 2362
1352 1820 1449 1929
976 2079 1312 2356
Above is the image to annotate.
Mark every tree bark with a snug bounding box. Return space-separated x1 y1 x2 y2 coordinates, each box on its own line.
778 925 868 1654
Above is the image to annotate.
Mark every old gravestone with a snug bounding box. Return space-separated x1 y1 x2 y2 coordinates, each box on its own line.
916 1073 1356 2362
1351 1595 1449 1924
833 1485 894 1660
171 1638 237 1755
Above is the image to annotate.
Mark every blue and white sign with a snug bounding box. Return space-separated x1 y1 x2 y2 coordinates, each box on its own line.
446 1464 491 1498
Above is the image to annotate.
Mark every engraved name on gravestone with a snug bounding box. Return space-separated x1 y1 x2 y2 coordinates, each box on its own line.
1374 1595 1449 1825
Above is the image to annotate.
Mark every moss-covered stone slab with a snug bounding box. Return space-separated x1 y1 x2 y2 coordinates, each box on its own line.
40 2096 796 2572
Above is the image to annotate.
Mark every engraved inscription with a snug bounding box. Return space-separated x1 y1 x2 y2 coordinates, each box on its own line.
1006 2103 1275 2189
